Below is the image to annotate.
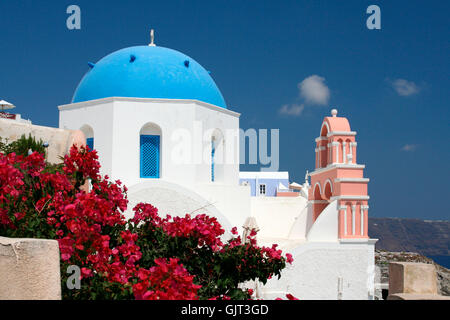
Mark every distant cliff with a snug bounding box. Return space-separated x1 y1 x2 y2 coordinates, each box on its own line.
368 218 450 256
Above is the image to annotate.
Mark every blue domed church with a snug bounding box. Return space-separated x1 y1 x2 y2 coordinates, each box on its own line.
59 37 248 233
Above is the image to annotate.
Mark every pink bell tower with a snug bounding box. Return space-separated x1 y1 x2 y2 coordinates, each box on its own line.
308 109 369 239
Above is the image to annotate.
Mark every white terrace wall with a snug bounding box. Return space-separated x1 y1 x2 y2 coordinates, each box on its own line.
260 240 376 300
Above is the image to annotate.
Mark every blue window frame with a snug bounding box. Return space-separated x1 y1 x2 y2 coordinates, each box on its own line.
140 135 160 178
211 140 215 182
86 137 94 151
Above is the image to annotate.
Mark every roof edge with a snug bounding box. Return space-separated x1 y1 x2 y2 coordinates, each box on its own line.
58 97 240 117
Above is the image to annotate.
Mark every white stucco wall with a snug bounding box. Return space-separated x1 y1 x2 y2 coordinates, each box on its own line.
124 180 252 237
260 240 377 300
288 203 313 240
195 183 251 235
257 198 376 300
306 200 339 242
125 180 235 238
58 97 240 189
249 196 308 239
59 99 115 175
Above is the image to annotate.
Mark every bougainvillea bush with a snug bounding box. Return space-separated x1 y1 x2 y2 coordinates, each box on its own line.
0 145 293 300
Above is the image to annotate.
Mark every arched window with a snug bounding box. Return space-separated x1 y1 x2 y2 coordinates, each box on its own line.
338 139 344 163
320 122 329 137
86 138 94 151
345 139 352 163
211 139 216 182
211 129 224 182
80 124 94 151
140 123 162 178
312 182 324 221
319 122 329 168
356 202 363 236
345 201 353 236
313 183 322 200
324 179 333 200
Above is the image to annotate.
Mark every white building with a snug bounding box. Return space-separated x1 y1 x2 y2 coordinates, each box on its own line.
58 39 377 300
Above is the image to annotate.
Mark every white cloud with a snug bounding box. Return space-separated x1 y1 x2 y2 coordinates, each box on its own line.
298 75 330 105
279 104 304 116
401 144 418 152
391 79 420 96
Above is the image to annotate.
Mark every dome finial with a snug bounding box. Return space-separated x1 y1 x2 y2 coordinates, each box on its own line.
149 29 156 47
331 109 338 117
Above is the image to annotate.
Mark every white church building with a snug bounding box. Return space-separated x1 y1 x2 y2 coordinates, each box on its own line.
58 35 377 300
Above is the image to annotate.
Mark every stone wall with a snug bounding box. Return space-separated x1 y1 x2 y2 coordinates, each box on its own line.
375 250 450 296
387 261 450 300
0 237 61 300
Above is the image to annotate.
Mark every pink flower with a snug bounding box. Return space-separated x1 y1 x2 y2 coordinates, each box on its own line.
81 268 93 278
286 253 294 264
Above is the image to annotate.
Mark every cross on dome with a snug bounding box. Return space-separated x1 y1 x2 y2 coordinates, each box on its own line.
149 29 156 46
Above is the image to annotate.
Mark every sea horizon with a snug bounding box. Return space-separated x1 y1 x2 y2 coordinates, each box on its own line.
429 255 450 269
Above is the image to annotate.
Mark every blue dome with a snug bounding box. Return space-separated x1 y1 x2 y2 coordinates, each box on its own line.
72 46 227 108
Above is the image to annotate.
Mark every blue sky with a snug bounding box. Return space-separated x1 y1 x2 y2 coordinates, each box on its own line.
0 0 449 220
